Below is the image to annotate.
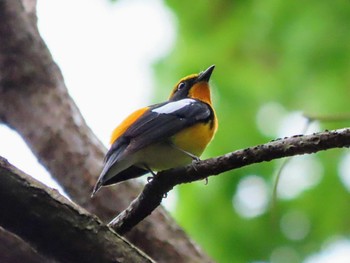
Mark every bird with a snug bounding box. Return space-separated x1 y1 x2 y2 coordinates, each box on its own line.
92 65 217 196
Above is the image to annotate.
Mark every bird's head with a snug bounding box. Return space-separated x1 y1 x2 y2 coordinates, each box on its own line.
169 65 215 104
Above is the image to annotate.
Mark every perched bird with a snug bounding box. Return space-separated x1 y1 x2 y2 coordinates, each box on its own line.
92 65 217 196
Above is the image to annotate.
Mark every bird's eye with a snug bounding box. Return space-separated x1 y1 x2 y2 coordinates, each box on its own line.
177 82 185 91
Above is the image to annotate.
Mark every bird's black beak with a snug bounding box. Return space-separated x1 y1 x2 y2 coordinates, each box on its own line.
197 65 215 82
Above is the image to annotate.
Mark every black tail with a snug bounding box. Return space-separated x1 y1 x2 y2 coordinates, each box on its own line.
104 165 148 185
91 165 148 197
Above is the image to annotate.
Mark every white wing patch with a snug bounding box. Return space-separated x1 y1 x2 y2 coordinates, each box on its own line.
152 98 195 114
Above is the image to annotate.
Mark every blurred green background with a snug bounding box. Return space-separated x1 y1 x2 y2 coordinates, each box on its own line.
152 1 350 262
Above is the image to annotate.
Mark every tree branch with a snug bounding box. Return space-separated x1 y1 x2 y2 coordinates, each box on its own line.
0 1 213 262
0 227 56 263
0 156 153 263
110 128 350 234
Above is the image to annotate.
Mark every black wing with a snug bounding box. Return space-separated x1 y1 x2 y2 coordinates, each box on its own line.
121 98 212 155
92 98 211 194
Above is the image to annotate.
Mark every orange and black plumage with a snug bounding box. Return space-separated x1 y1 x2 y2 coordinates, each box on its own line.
92 65 217 196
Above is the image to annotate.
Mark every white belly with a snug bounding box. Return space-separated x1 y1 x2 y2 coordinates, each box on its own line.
134 142 193 171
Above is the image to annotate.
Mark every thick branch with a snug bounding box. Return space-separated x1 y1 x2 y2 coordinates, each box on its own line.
110 128 350 233
0 1 213 262
0 227 56 263
0 156 153 263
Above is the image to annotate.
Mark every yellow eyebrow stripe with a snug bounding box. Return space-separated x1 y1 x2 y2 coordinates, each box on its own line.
110 107 149 145
168 73 198 99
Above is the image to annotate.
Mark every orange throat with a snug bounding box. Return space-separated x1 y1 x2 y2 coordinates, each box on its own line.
188 82 212 104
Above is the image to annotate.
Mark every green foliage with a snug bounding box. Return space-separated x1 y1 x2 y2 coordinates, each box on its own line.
154 0 350 262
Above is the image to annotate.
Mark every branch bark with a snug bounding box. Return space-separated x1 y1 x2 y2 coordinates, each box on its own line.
0 227 56 263
0 1 213 263
0 156 153 263
110 128 350 233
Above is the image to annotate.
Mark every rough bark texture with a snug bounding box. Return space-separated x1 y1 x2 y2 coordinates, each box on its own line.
0 227 56 263
0 1 213 262
110 128 350 233
0 157 153 263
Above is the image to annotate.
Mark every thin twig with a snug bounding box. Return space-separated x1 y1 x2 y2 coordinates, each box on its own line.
303 113 350 123
270 117 313 224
